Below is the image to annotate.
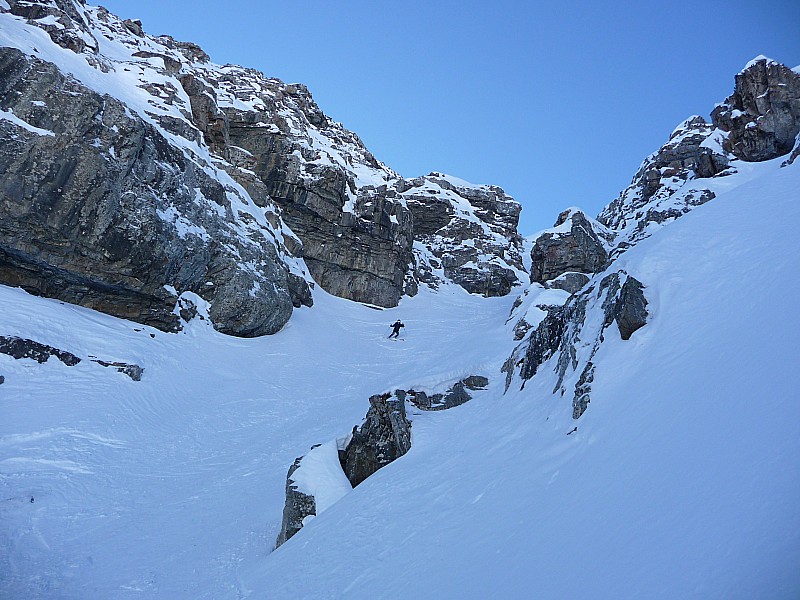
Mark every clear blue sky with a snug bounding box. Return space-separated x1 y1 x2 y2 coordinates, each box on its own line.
101 0 799 234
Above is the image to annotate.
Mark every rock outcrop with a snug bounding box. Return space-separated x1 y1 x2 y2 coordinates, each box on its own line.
711 57 800 162
397 375 489 411
0 1 528 324
504 271 648 419
90 360 144 381
5 0 99 55
0 335 81 366
0 335 143 379
341 393 412 487
508 57 800 424
530 209 611 285
401 173 525 296
202 65 416 307
598 116 729 250
0 5 312 336
276 375 489 546
275 393 412 548
600 58 800 256
275 456 317 548
614 276 648 341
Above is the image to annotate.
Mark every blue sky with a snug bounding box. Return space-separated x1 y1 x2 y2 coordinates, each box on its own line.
101 0 799 234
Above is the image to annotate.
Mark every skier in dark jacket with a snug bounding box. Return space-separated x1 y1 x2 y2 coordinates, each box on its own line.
389 320 405 339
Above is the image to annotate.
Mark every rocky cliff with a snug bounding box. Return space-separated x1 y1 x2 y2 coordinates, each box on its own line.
0 1 311 335
0 0 527 335
399 173 525 296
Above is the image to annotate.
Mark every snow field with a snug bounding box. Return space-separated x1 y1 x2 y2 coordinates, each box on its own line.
0 278 519 599
244 158 800 599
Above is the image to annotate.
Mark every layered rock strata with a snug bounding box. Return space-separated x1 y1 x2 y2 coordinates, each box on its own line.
0 4 311 336
0 0 528 326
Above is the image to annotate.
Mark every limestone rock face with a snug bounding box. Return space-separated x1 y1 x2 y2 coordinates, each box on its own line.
506 58 799 425
0 46 299 336
711 58 800 162
530 209 611 285
6 0 99 55
192 64 415 307
342 393 412 487
400 173 525 296
598 116 729 250
600 58 800 257
0 1 531 322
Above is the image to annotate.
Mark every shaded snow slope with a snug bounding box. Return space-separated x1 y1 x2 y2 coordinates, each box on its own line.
245 156 800 598
0 280 521 598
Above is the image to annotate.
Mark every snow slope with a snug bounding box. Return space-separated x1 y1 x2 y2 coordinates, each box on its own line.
3 156 799 598
0 4 798 596
244 157 800 597
0 277 522 598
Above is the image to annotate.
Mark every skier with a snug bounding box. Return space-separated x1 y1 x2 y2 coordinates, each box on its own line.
388 320 405 339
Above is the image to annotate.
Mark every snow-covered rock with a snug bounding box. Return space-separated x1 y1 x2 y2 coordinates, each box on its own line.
711 56 800 162
598 115 730 250
0 1 312 336
400 172 525 296
600 57 800 254
530 207 612 286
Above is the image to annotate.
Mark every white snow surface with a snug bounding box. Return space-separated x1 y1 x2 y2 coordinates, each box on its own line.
2 155 799 598
742 54 779 72
289 440 352 516
245 144 800 600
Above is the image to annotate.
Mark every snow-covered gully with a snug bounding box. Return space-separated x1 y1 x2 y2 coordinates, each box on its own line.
1 2 799 598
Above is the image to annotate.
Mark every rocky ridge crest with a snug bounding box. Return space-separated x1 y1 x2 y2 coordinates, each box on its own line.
509 56 800 423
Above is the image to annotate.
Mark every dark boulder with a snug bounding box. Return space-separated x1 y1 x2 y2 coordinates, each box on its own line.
531 210 609 284
274 457 317 548
401 375 489 411
90 360 144 381
0 335 80 366
341 393 412 487
547 272 590 295
614 277 648 340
